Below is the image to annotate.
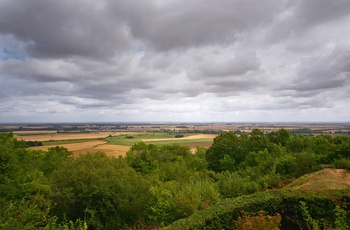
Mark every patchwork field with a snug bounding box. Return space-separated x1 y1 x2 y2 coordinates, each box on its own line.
22 131 216 156
8 122 349 157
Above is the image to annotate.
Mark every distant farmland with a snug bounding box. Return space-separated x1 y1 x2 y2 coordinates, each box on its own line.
16 131 216 156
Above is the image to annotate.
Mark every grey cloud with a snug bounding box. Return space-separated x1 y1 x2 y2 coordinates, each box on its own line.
197 50 260 77
265 0 350 44
0 0 349 122
111 0 284 51
291 47 350 92
0 0 133 59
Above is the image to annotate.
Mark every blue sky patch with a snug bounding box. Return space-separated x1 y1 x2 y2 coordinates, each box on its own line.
2 48 27 61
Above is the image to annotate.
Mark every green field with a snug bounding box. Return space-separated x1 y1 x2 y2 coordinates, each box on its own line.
104 132 194 146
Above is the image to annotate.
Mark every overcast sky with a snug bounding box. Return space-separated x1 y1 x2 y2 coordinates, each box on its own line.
0 0 349 123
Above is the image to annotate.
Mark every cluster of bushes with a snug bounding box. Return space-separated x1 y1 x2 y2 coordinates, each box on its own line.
1 129 350 229
166 189 350 229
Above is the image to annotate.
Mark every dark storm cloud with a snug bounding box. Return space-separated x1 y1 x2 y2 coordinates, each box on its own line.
0 0 133 58
113 0 284 51
0 0 349 122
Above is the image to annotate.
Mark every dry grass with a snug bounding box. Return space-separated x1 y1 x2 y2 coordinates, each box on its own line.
283 169 350 191
142 134 217 142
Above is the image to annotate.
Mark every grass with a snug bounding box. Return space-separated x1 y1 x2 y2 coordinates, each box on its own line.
282 169 350 191
105 133 193 146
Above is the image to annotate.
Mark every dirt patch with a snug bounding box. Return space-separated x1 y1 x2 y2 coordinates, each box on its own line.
284 169 350 191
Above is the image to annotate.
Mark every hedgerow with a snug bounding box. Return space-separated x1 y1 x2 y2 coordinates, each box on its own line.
164 189 350 230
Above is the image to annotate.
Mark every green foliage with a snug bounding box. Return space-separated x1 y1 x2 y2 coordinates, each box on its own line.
299 201 349 230
0 195 49 229
51 152 151 229
172 178 220 219
218 171 260 198
0 194 85 230
2 131 350 229
334 205 348 230
333 158 350 170
274 154 297 177
206 131 243 171
148 185 173 226
268 128 292 146
300 201 321 230
165 190 350 230
294 151 318 177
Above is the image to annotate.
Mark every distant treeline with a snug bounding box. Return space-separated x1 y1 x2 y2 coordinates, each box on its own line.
25 140 43 147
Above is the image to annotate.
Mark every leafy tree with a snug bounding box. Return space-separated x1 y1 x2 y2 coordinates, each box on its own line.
294 151 318 177
286 134 311 153
274 154 297 178
206 132 243 171
126 142 159 174
42 146 73 175
51 152 151 229
268 129 291 146
147 185 173 226
247 129 270 153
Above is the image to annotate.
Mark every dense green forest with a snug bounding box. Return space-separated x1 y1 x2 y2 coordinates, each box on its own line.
1 129 350 229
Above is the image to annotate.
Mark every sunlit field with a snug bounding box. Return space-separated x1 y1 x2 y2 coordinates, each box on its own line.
16 131 217 156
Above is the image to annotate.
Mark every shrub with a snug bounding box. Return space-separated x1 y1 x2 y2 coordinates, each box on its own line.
333 158 350 170
234 210 281 230
164 190 350 230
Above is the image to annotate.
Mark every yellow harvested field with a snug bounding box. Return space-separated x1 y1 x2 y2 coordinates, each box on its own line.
29 140 107 151
142 134 217 142
15 132 129 141
75 145 131 157
29 141 131 157
23 132 215 158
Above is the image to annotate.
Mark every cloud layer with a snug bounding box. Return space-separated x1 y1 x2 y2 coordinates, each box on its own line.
0 0 349 122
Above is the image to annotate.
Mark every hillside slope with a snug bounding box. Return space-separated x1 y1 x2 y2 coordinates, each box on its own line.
165 169 350 230
283 169 350 191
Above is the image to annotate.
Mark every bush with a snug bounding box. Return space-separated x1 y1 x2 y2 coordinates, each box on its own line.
164 190 350 230
218 171 261 198
234 211 281 230
333 158 350 170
